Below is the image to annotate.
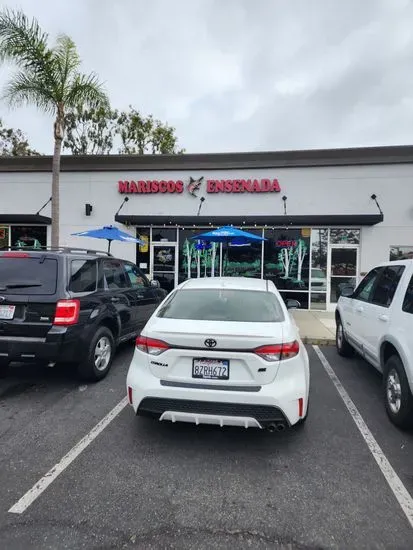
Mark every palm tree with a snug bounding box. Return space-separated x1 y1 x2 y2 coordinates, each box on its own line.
0 9 108 246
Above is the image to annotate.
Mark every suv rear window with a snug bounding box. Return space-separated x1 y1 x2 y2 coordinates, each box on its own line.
0 256 58 295
157 289 285 322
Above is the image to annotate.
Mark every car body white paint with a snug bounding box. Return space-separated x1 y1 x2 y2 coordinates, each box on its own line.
126 277 310 429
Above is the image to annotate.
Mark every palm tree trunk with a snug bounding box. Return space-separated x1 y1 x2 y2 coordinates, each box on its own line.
51 113 64 247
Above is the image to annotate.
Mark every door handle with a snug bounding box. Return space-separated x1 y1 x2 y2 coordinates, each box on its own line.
378 314 389 322
356 306 364 313
110 297 120 303
137 294 144 299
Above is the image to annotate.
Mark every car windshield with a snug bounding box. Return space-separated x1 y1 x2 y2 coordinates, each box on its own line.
157 288 285 322
0 257 58 295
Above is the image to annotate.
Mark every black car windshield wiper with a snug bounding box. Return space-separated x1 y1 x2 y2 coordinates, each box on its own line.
3 282 42 289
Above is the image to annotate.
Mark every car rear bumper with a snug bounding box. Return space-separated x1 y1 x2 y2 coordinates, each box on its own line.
0 325 90 365
127 354 310 428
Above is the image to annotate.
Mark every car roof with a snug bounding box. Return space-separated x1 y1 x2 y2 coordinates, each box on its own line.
179 277 269 291
375 259 413 268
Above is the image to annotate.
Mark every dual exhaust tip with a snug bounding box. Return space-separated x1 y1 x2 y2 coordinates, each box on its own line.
265 422 286 433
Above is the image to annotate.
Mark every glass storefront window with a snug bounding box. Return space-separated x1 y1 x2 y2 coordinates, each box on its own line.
224 228 262 278
310 228 328 293
390 246 413 261
0 226 9 249
279 291 309 310
331 248 357 276
151 228 177 242
10 226 47 249
178 228 221 284
330 228 360 245
136 228 150 274
263 229 310 291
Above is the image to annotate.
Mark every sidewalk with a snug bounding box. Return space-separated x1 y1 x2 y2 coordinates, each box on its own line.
291 309 336 346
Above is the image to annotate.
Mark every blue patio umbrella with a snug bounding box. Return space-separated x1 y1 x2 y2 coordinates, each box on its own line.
72 225 144 253
191 225 266 275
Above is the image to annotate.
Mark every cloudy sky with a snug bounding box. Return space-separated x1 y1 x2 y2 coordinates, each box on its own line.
0 0 412 154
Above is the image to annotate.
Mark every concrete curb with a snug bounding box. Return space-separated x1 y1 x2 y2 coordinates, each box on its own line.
302 338 335 346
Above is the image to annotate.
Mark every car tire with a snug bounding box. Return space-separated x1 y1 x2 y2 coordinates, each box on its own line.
383 355 413 430
336 317 354 357
0 360 10 378
78 326 115 382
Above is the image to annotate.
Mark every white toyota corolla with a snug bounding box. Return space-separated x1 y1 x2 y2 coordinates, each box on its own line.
126 277 310 432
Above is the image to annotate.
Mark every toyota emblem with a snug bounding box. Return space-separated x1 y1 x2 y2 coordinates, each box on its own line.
204 338 217 348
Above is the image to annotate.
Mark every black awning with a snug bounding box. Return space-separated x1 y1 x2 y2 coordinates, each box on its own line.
0 214 51 225
115 214 383 227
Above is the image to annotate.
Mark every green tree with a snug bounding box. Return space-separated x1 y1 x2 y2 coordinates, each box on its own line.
63 104 184 155
0 118 39 156
63 105 118 155
0 9 108 246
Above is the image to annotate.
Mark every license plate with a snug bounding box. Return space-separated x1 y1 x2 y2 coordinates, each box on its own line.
192 358 229 380
0 305 15 320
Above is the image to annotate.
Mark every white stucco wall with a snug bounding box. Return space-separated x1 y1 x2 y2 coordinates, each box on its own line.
0 162 412 269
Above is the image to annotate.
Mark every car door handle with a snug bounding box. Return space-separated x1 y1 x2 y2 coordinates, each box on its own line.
378 314 389 322
137 294 144 299
110 297 120 303
355 306 364 313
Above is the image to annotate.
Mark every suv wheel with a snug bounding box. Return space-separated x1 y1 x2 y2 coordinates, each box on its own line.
78 326 115 382
0 360 10 378
336 317 354 357
384 355 413 430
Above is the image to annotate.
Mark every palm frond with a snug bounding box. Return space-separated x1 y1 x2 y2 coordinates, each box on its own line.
2 70 56 114
65 72 108 110
0 9 49 72
52 34 81 96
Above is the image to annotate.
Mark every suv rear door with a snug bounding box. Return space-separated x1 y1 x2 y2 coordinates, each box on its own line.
101 259 133 337
0 251 59 339
123 262 159 329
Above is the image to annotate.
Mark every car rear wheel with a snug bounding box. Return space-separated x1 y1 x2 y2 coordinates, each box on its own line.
336 317 354 357
384 355 413 430
78 326 115 382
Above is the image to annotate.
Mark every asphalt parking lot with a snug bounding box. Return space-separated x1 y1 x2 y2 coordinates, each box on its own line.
1 345 413 550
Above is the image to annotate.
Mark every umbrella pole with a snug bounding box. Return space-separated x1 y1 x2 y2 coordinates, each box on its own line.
108 240 112 254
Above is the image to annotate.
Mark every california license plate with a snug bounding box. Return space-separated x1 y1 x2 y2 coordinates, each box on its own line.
0 305 15 320
192 358 229 380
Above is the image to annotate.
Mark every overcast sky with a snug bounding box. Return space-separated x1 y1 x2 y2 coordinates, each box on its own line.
0 0 412 155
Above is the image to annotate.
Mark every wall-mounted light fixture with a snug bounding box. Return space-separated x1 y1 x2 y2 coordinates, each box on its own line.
370 193 383 215
85 203 93 216
36 196 52 216
116 196 129 216
197 196 205 216
282 195 288 215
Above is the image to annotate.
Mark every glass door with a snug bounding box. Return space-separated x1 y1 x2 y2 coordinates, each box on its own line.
150 243 178 293
327 246 359 310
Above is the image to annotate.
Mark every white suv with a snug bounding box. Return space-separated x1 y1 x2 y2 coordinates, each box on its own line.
335 260 413 429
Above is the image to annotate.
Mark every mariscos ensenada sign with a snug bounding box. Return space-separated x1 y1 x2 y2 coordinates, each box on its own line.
117 176 281 195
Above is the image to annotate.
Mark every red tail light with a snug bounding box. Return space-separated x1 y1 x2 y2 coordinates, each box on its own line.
2 252 29 258
54 299 80 326
127 386 133 405
254 341 299 362
136 335 170 355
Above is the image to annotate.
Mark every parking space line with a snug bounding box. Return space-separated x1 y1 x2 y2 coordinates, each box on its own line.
313 345 413 530
8 396 128 514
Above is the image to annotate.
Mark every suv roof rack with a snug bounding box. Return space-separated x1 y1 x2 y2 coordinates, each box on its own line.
0 246 113 257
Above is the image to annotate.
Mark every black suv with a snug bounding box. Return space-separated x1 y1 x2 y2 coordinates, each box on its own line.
0 247 167 381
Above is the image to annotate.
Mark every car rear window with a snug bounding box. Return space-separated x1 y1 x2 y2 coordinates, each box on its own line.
0 256 58 295
157 289 285 322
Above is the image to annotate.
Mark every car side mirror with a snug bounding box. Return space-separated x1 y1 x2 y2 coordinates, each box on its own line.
286 299 301 310
339 285 354 298
150 279 160 288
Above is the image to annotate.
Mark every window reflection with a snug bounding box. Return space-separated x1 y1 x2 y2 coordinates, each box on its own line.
263 229 310 290
311 229 327 292
11 226 47 249
0 226 9 248
330 229 360 245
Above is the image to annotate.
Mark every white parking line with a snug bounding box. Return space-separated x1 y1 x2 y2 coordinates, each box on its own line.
8 396 128 514
313 345 413 530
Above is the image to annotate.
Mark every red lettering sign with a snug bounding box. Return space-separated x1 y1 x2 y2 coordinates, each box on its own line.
118 177 281 194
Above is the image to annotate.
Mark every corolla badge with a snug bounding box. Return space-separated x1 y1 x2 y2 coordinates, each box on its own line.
204 338 217 348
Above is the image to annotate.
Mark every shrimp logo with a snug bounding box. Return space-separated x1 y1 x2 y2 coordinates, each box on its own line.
187 176 203 197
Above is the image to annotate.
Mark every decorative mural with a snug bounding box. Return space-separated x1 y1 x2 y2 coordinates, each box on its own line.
182 240 219 278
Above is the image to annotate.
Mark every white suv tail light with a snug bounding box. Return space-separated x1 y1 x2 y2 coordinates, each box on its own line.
254 341 299 362
136 335 170 355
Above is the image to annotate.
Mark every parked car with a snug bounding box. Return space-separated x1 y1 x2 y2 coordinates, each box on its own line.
126 277 310 431
335 260 413 429
0 247 166 381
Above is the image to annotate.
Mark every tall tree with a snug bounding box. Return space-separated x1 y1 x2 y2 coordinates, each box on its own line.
0 9 108 246
0 118 39 156
63 104 184 155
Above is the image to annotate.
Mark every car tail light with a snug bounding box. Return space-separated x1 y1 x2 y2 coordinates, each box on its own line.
54 299 80 326
254 340 299 362
2 252 29 258
136 335 170 355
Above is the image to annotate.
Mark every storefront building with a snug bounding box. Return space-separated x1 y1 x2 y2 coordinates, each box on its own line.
1 145 412 311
